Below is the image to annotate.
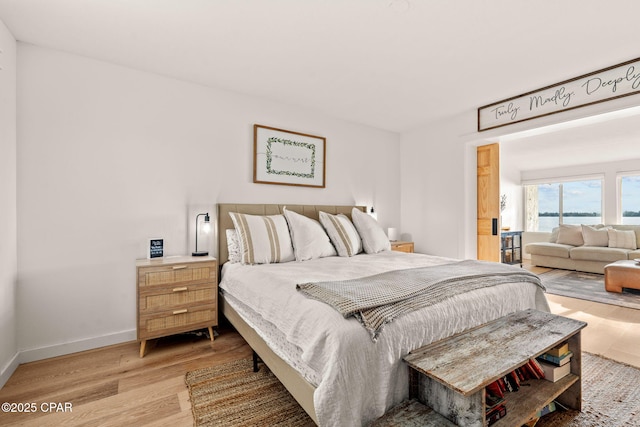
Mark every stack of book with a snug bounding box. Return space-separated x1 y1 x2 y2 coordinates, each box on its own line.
484 359 546 425
485 393 506 426
523 401 560 426
484 344 573 426
536 342 572 383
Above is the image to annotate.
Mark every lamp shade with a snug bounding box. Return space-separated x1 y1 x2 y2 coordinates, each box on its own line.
387 227 399 241
192 212 210 256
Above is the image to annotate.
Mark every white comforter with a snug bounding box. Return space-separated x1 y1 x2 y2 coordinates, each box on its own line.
219 252 549 427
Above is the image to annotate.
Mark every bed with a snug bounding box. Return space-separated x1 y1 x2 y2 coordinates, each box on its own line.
217 203 549 426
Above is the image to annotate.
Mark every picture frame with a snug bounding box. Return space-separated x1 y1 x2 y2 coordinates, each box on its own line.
253 124 326 188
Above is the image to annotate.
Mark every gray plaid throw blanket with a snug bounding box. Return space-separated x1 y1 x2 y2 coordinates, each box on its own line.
296 260 544 341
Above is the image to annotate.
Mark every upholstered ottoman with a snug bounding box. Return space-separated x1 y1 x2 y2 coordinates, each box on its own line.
604 260 640 293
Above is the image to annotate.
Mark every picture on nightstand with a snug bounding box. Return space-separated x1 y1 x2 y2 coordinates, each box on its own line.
148 238 164 258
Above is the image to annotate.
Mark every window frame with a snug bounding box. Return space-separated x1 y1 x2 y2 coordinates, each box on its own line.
523 174 605 232
617 171 640 224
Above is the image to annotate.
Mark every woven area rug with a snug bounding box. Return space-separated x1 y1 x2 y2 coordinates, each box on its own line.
187 354 640 426
185 358 314 426
539 269 640 310
536 352 640 426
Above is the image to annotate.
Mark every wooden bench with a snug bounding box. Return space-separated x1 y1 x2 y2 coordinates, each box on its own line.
399 309 587 427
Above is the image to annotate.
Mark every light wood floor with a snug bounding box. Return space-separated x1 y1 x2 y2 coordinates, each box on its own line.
0 324 252 427
526 264 640 370
1 270 639 426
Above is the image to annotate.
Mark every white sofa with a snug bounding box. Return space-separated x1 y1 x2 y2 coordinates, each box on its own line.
525 224 640 274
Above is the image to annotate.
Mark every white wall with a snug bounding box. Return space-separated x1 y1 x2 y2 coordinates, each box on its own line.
16 44 400 361
499 149 523 232
400 114 469 258
0 19 17 386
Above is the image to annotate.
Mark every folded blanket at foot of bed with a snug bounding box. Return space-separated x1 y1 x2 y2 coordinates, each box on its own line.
297 259 544 341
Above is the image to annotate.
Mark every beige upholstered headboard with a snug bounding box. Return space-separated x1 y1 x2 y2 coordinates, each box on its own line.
217 203 366 266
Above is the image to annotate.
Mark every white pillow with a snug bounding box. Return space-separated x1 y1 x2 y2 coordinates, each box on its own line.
283 208 336 261
229 212 295 265
351 207 391 254
608 229 637 250
225 229 241 263
581 225 610 247
319 211 362 257
556 224 584 246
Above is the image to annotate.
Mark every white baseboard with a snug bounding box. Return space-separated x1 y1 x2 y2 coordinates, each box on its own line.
18 329 137 364
1 330 137 389
0 352 20 389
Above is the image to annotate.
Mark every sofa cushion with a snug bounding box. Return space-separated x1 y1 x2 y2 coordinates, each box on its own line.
526 242 572 259
612 225 640 245
570 246 630 263
628 250 640 260
556 224 584 246
607 229 637 250
581 225 610 247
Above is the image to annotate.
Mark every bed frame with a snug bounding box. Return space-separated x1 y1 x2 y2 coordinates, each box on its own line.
217 203 366 425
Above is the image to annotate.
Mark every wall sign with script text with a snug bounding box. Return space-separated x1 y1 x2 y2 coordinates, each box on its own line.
478 57 640 132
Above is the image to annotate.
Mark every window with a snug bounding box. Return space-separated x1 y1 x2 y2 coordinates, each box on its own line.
524 177 603 232
620 174 640 225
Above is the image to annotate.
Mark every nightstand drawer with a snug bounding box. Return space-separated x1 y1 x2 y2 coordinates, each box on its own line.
138 262 216 287
139 305 216 338
391 241 414 253
139 285 216 312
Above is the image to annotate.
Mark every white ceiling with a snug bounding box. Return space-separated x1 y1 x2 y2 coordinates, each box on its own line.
501 108 640 171
1 0 639 169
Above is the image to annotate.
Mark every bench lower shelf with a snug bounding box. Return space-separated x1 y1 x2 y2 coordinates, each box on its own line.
493 374 578 426
403 309 586 426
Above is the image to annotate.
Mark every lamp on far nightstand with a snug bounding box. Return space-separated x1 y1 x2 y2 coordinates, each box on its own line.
388 227 399 241
192 212 211 256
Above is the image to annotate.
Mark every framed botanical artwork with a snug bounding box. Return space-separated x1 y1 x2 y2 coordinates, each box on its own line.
253 124 326 188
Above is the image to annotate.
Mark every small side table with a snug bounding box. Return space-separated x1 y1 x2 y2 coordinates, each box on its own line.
391 241 414 253
500 231 522 266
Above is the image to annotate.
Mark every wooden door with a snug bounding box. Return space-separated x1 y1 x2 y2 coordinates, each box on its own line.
477 143 500 262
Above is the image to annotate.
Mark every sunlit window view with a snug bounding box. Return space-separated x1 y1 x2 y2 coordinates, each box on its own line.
525 179 603 232
621 175 640 225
